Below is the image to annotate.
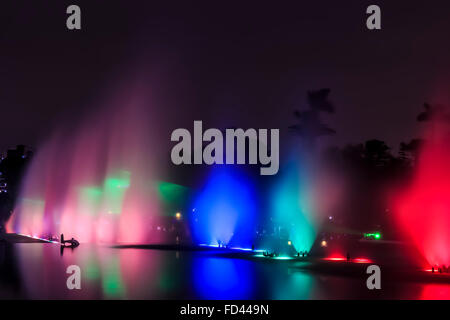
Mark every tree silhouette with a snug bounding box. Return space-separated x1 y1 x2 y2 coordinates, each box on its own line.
399 139 421 165
417 103 450 122
417 103 433 122
289 88 336 149
0 146 32 230
364 139 393 167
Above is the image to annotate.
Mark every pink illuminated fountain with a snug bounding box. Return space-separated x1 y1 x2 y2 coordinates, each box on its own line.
8 81 166 244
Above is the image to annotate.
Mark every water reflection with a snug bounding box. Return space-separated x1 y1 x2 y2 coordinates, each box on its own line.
421 284 450 300
0 242 22 298
193 257 254 299
272 267 314 299
1 243 449 299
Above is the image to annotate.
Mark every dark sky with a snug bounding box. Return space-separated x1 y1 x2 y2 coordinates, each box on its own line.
1 0 450 153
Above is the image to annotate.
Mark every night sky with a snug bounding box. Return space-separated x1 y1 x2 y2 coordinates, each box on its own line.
1 0 450 153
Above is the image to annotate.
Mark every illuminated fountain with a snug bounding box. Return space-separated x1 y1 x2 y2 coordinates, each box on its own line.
270 155 317 254
395 106 450 267
269 147 345 256
190 166 257 248
8 83 167 244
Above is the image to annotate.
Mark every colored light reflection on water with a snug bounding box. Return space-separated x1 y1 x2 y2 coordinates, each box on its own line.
253 254 295 260
2 244 449 299
323 255 372 264
192 257 253 299
101 255 125 298
272 271 314 300
323 252 346 260
323 257 346 262
421 284 450 300
191 167 256 248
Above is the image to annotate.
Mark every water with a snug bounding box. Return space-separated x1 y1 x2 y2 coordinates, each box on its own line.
1 243 448 299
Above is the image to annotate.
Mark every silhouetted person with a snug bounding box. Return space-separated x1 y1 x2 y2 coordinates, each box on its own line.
432 267 435 273
347 252 350 262
60 233 79 248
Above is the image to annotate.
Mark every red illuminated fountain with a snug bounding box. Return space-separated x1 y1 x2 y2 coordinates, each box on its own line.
395 105 450 269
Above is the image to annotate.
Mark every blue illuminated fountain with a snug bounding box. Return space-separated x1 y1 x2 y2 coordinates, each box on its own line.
190 166 257 248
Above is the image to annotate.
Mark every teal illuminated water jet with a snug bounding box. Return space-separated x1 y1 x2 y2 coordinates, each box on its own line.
271 158 317 253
